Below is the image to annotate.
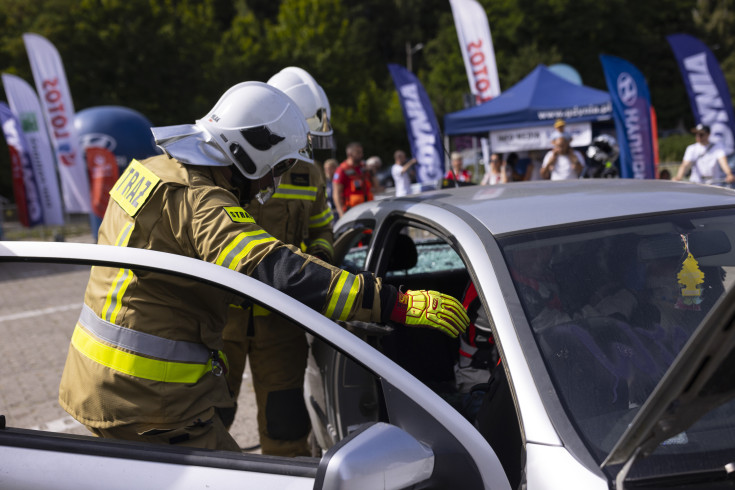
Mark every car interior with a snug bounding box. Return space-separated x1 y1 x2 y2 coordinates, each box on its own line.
334 221 524 488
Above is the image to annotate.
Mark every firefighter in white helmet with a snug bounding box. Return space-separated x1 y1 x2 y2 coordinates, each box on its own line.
58 81 469 451
220 68 337 456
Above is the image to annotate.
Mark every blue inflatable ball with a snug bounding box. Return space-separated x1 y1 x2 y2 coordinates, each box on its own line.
74 105 160 170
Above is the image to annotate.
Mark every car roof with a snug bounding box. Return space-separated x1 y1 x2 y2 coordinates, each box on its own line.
368 180 735 235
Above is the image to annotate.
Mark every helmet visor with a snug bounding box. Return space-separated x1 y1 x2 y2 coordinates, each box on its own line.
273 158 298 178
306 108 334 150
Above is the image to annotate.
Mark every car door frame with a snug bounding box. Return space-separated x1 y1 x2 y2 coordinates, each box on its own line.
0 240 509 489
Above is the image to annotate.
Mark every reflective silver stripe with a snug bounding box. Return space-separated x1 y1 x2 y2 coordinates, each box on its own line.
309 208 333 228
272 185 317 200
79 304 211 363
217 230 276 270
330 272 359 320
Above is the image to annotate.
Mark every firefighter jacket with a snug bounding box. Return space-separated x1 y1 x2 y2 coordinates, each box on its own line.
245 160 334 262
58 154 396 429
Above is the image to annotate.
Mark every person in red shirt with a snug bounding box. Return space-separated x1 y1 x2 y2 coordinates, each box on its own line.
332 141 373 217
445 152 472 182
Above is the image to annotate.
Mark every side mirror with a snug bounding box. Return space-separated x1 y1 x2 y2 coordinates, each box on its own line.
313 422 434 490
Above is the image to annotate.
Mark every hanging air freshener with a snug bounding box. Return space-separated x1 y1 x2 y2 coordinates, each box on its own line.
676 234 704 311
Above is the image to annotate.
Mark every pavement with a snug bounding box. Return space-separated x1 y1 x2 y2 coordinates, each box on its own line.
0 231 261 452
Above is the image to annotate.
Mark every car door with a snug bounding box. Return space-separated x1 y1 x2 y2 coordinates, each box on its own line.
0 240 508 489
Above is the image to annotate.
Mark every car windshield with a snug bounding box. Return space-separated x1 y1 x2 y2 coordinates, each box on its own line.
498 207 735 474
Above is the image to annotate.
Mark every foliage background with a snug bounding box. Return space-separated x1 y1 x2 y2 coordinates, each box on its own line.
0 0 730 198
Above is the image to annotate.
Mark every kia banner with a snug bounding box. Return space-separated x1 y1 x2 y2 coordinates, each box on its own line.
448 0 501 103
388 63 444 186
668 33 735 155
2 73 64 225
0 103 43 227
23 32 91 213
600 54 656 179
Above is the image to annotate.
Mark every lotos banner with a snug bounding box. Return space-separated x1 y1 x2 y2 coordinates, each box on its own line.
23 32 91 213
448 0 501 104
668 33 735 155
388 63 444 186
0 103 43 227
2 73 64 225
600 54 656 179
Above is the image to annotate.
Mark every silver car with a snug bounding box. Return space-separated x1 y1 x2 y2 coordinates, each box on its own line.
2 179 735 489
308 179 735 489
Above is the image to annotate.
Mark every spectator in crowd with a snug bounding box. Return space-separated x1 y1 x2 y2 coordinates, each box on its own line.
333 141 372 217
365 155 384 194
659 168 671 180
323 158 338 213
541 131 584 180
445 152 472 182
391 149 417 197
481 152 509 185
523 150 544 181
673 123 735 186
506 152 526 182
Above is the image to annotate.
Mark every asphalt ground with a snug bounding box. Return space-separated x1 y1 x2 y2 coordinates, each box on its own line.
0 232 261 453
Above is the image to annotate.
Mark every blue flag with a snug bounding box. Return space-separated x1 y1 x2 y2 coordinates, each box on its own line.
600 55 656 179
387 63 444 185
668 33 735 155
0 102 44 227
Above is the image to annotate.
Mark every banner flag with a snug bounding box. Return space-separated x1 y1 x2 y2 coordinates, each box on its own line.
85 147 120 219
668 33 735 154
448 0 500 104
600 54 656 179
23 32 91 213
0 103 43 227
388 63 444 186
2 73 64 225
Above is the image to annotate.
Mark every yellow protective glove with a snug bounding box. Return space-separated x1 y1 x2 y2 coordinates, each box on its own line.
390 289 470 338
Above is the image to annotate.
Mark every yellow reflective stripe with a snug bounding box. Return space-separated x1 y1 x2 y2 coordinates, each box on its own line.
309 208 333 228
71 325 210 384
253 304 270 316
325 271 360 321
102 223 134 322
272 184 317 201
309 238 334 254
216 230 276 270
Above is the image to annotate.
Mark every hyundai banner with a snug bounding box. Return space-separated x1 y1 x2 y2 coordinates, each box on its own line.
600 54 655 179
24 32 91 213
448 0 500 103
0 103 43 227
2 73 64 225
668 33 735 155
388 63 444 186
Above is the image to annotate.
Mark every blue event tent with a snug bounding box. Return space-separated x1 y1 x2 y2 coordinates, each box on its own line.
444 64 613 135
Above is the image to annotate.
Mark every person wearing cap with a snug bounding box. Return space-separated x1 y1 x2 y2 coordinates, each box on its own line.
58 81 470 452
673 123 735 186
540 130 584 180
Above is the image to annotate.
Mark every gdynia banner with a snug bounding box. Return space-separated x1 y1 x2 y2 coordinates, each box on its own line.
2 73 64 225
668 33 735 155
600 54 656 179
388 63 444 185
24 32 91 214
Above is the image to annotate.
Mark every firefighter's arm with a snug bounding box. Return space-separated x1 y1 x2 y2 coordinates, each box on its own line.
388 289 469 338
305 180 335 263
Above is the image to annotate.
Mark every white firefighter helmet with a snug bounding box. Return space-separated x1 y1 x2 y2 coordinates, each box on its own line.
152 81 312 180
267 67 334 149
